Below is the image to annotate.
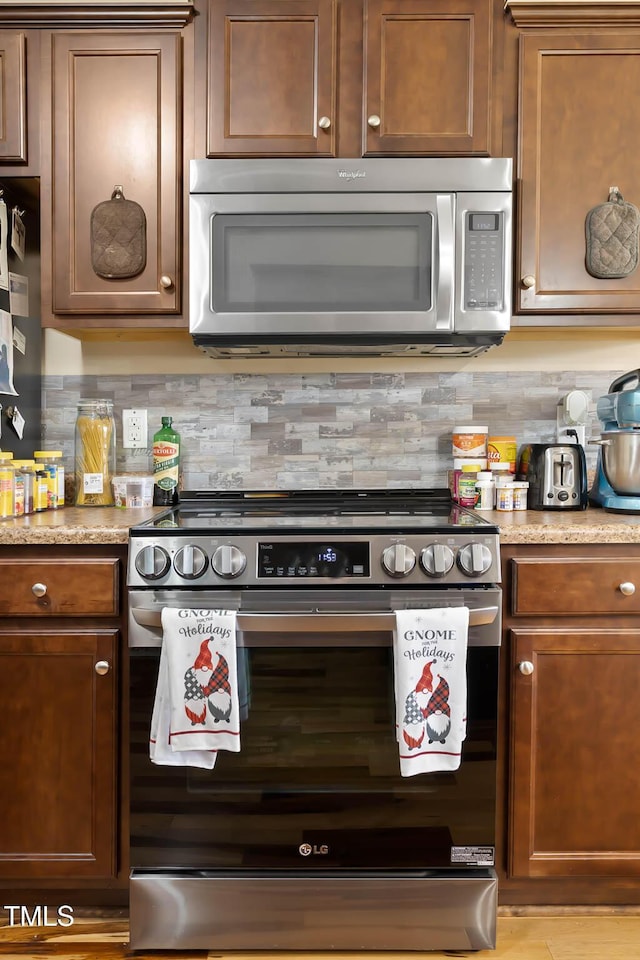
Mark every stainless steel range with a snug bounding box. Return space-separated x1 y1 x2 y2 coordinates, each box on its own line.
127 488 501 952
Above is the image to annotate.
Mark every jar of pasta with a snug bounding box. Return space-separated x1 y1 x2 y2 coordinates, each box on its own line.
74 399 116 506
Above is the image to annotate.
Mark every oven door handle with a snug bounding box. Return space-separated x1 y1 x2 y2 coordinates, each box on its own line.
130 606 499 632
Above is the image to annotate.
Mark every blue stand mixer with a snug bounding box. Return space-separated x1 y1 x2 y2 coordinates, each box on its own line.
589 369 640 513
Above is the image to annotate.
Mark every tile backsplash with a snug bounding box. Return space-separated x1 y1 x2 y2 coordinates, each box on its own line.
42 369 622 490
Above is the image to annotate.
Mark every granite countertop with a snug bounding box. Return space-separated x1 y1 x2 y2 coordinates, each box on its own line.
2 503 640 545
0 506 165 544
487 505 640 544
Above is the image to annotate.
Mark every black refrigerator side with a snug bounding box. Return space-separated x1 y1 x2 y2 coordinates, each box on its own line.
0 178 41 458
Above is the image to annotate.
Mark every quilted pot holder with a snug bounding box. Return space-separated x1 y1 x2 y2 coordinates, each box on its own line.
585 187 640 279
90 185 147 279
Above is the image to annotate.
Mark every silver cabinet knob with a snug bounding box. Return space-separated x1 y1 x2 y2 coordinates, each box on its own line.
367 115 381 128
619 581 636 596
95 660 110 676
381 543 416 578
159 275 174 289
518 661 534 676
318 116 331 129
522 275 536 288
32 582 47 598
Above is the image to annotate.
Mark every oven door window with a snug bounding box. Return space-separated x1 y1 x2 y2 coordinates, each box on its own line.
211 213 432 313
130 642 497 872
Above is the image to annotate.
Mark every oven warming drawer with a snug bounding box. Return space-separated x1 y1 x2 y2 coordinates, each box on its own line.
129 869 498 951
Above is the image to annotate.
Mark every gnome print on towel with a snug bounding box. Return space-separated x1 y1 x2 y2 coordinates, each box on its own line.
425 675 452 744
402 660 436 750
183 638 233 725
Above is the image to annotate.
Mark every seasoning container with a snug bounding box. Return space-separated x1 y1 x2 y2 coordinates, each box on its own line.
475 470 496 511
34 464 49 512
75 399 116 506
452 426 488 459
512 480 529 511
487 435 517 473
34 450 65 509
12 460 35 517
0 453 14 518
153 416 180 506
495 477 515 512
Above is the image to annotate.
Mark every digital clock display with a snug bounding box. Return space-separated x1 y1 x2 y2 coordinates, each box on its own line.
469 213 499 232
258 542 369 578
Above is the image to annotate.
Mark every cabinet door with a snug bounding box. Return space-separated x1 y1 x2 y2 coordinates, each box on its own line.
517 31 640 314
207 0 337 156
0 630 118 879
0 31 26 163
364 0 492 155
509 629 640 878
50 32 181 317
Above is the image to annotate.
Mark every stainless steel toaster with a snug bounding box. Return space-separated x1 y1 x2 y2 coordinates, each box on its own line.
518 443 588 510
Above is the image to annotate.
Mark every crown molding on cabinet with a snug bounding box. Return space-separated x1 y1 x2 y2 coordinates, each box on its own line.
506 0 640 27
0 1 195 28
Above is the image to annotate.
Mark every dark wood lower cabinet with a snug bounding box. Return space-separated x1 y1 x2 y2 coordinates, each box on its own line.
0 630 118 880
500 544 640 905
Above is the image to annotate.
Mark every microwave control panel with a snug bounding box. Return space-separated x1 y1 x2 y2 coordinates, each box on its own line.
463 212 504 310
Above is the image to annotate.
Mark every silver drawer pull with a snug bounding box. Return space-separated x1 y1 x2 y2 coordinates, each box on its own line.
32 582 47 598
94 660 110 676
619 582 636 596
518 661 534 676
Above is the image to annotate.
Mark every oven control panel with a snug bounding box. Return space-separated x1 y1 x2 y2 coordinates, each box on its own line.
128 533 500 587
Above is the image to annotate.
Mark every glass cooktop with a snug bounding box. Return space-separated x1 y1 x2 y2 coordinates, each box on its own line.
132 488 498 535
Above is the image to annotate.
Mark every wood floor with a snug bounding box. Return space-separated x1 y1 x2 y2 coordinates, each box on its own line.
1 912 640 960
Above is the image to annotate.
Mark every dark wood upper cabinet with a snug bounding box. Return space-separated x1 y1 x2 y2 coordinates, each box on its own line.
0 31 27 163
205 0 497 157
363 0 492 155
510 1 640 315
207 0 337 156
47 31 182 320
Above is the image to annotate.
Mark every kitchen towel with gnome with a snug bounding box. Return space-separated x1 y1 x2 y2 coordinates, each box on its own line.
394 606 469 776
150 608 240 769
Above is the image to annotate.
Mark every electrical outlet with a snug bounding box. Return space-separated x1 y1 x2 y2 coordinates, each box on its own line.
123 409 148 449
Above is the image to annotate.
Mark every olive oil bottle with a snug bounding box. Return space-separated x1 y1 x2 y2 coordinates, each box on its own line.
152 416 180 506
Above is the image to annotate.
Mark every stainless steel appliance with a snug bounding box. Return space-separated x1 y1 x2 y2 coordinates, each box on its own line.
127 488 501 952
589 369 640 513
189 158 513 358
517 442 588 510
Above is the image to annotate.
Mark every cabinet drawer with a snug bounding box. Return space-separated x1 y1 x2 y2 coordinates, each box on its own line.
511 558 640 616
0 559 119 616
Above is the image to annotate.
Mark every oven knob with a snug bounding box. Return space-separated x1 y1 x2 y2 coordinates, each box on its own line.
457 542 493 577
134 545 171 580
173 544 208 580
420 543 455 578
381 543 416 577
211 544 247 579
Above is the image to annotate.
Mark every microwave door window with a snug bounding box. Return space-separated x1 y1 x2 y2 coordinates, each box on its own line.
211 213 432 314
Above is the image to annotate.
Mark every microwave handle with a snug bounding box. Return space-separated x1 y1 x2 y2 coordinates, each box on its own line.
435 194 455 331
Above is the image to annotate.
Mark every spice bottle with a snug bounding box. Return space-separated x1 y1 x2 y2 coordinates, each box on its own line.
12 460 35 516
34 450 65 509
475 470 496 511
0 453 14 518
74 399 116 506
153 416 180 506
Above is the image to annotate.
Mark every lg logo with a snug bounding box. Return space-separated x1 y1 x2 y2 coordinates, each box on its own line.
298 843 329 856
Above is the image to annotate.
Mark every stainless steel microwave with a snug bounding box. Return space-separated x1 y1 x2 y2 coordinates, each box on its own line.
189 158 513 358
